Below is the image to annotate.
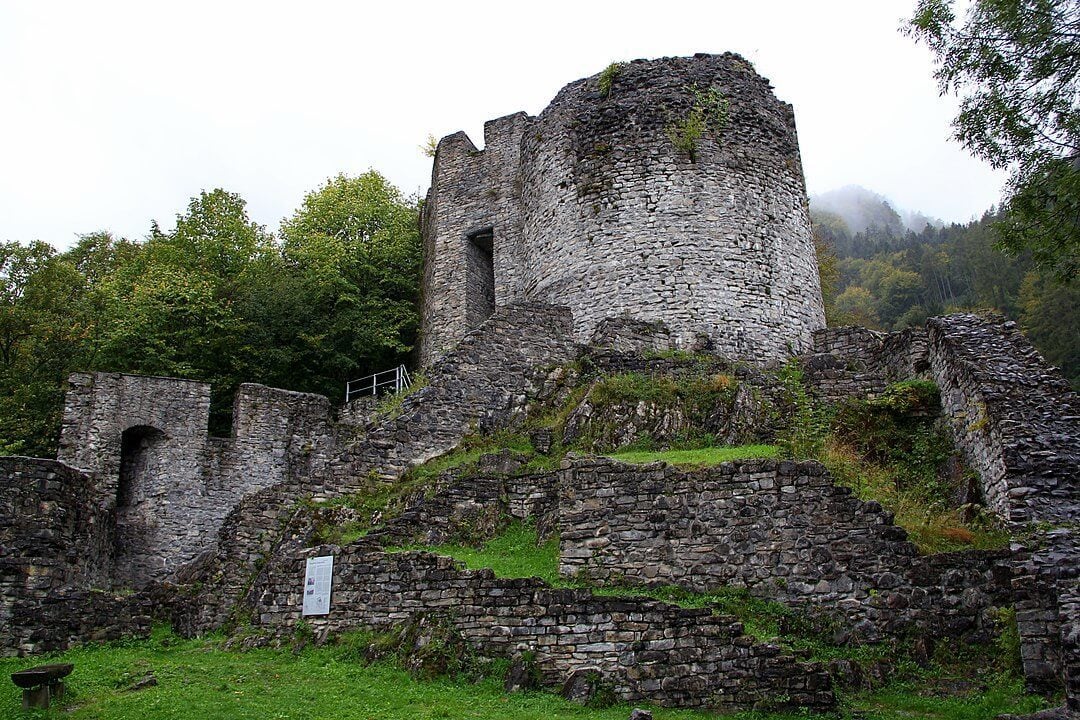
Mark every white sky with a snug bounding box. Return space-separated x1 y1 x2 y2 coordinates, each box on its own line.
0 0 1005 250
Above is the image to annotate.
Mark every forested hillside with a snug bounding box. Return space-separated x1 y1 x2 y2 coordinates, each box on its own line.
812 188 1079 390
0 172 421 457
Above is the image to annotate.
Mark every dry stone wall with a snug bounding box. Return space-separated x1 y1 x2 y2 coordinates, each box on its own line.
926 314 1079 525
802 326 929 403
806 314 1078 699
0 458 111 654
249 547 835 711
421 53 825 366
924 313 1080 697
7 588 151 657
558 457 1013 642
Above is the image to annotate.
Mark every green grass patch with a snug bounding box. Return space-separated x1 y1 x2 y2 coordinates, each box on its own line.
371 373 429 421
0 624 1046 720
852 676 1048 719
391 519 561 586
0 626 730 720
605 444 778 467
821 441 1012 554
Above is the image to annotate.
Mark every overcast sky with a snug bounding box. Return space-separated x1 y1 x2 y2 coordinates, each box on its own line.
1 0 1005 250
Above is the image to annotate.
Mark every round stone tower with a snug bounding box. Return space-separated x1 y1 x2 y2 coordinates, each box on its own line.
419 53 825 365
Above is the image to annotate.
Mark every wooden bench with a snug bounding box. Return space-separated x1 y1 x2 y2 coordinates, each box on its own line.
11 663 73 709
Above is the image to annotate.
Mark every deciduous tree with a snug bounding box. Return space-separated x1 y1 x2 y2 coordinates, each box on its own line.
906 0 1080 280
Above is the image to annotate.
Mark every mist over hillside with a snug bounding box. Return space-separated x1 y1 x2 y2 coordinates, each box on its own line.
810 185 942 236
808 186 1077 390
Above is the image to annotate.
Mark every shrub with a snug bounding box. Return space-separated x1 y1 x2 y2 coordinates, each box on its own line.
666 84 729 161
598 62 626 97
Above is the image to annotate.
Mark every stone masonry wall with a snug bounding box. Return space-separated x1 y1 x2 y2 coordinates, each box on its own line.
7 588 152 657
249 547 834 711
807 314 1078 698
57 372 211 490
171 303 578 632
802 326 930 403
421 53 825 366
56 373 212 585
0 458 110 654
926 314 1079 525
925 313 1080 696
558 457 1013 642
53 373 344 588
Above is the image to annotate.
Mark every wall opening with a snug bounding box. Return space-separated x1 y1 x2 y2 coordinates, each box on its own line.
117 425 166 508
465 228 496 329
114 425 166 587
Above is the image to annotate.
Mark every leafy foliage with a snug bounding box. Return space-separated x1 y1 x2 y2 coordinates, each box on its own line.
905 0 1080 280
812 205 1079 389
666 84 729 161
0 173 420 453
597 62 626 97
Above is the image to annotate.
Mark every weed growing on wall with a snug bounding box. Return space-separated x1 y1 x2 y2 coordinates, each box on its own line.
371 373 428 421
666 84 730 161
597 62 626 97
774 361 832 459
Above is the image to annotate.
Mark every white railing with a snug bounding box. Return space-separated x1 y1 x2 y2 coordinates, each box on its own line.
345 364 412 403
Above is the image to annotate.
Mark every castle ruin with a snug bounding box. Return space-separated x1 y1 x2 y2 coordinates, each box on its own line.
1 54 1076 715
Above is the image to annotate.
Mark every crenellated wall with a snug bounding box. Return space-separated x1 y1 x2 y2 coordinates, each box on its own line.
46 373 344 588
420 54 825 366
164 303 578 633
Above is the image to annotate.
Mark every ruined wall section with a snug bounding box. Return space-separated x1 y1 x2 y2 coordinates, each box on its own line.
56 373 212 586
419 115 530 363
926 314 1079 524
520 54 823 363
57 372 210 496
558 457 1013 642
50 374 345 589
0 458 112 653
802 326 930 403
172 304 578 631
249 548 834 711
925 313 1079 695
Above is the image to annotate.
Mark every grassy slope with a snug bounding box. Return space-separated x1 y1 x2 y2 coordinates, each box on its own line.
0 629 779 720
0 629 1046 720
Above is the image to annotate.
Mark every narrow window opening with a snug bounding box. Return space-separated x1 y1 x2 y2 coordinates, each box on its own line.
465 228 495 328
117 426 165 508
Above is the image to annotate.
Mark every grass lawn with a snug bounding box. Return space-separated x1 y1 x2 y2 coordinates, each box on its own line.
603 444 779 467
0 628 775 720
0 627 1049 720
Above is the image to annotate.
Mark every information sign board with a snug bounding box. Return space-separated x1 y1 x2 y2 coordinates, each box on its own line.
302 555 333 616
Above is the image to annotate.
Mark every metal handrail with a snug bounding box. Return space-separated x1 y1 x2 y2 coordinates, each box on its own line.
345 364 412 402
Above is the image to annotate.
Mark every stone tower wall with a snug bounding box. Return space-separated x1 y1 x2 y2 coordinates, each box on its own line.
420 54 825 365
